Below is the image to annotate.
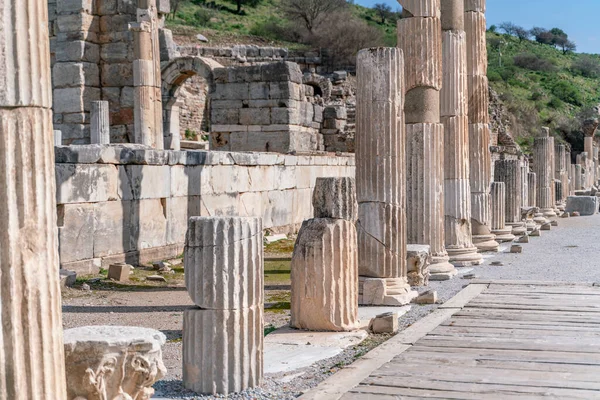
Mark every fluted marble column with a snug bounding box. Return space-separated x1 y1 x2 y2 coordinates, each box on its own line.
533 128 557 217
398 0 457 280
528 172 537 208
0 0 67 398
441 0 482 267
521 158 529 211
90 100 110 144
130 0 164 149
356 48 418 303
555 144 567 203
494 159 526 236
490 182 515 242
465 0 499 252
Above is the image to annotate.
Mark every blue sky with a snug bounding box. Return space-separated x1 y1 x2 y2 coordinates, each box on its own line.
354 0 600 54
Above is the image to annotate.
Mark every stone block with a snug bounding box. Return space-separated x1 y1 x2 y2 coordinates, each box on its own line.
55 40 100 63
108 263 131 281
53 87 101 113
55 163 119 204
56 13 97 33
212 83 249 100
290 219 359 332
323 106 347 120
406 244 431 286
415 290 438 304
359 277 418 306
185 217 263 309
93 201 133 258
510 245 523 253
249 82 269 99
271 107 299 125
64 326 167 400
133 199 169 251
269 82 301 100
211 108 239 125
53 62 100 87
183 306 263 395
58 203 95 263
312 177 357 221
118 165 171 200
167 196 202 245
239 108 270 125
369 312 398 334
60 269 77 288
101 63 133 87
566 196 599 216
101 42 131 62
57 0 93 13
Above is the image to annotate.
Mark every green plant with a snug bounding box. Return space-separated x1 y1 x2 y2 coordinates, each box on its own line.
193 7 215 26
551 81 582 105
185 129 198 140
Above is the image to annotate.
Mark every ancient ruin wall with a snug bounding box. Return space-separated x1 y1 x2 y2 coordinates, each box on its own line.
55 146 354 274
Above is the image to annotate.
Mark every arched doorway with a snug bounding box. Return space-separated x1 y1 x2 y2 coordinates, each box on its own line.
161 56 223 149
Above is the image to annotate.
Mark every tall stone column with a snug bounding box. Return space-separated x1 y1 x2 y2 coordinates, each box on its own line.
490 182 515 242
0 0 67 398
130 0 164 149
465 0 499 252
520 158 529 211
356 48 418 304
528 172 537 208
555 144 569 204
90 101 110 144
575 164 583 191
398 0 457 280
440 0 482 267
533 128 557 217
494 159 526 236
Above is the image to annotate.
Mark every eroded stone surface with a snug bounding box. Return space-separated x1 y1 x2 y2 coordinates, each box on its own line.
312 177 357 221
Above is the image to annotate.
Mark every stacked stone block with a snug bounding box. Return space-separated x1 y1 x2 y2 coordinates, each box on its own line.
210 62 324 153
183 217 263 395
322 105 350 152
440 0 482 267
398 0 458 280
0 0 67 397
291 178 359 331
490 182 515 242
465 0 499 252
356 47 417 304
533 128 557 217
49 0 170 144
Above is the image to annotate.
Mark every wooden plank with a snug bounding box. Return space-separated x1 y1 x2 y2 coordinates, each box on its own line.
359 376 599 399
413 335 600 353
455 308 600 322
367 363 600 390
442 318 600 332
471 280 595 287
345 385 541 400
465 302 600 313
484 287 600 296
471 293 600 304
438 283 489 309
429 325 600 338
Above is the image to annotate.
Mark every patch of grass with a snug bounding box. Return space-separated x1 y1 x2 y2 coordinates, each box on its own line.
264 324 277 336
264 260 291 285
264 238 295 254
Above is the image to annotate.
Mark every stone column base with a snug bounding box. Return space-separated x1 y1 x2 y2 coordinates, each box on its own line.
542 208 557 218
446 247 483 267
506 222 527 237
491 227 516 242
429 255 458 281
472 234 500 252
525 221 538 232
533 214 549 225
358 277 418 306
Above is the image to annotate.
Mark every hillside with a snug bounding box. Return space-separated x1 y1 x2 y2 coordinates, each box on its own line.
486 31 600 153
166 2 600 153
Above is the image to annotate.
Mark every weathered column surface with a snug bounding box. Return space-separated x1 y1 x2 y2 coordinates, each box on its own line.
521 158 529 211
465 0 499 252
0 0 68 398
441 0 482 267
533 128 557 217
183 217 263 395
528 172 537 208
490 182 515 242
494 159 526 236
356 47 418 303
90 100 110 144
291 177 360 329
130 0 164 149
398 0 457 280
555 144 568 203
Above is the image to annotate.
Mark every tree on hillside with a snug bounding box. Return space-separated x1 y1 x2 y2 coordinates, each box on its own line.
555 36 577 54
374 3 392 24
499 22 518 35
281 0 347 33
514 26 531 42
530 27 554 45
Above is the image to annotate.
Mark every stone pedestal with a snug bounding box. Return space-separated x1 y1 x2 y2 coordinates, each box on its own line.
90 100 110 144
0 0 68 398
533 128 557 217
183 216 263 395
398 1 457 280
490 182 515 242
494 159 526 236
465 0 498 252
441 0 482 267
291 177 360 331
407 244 431 286
356 47 418 301
64 326 167 400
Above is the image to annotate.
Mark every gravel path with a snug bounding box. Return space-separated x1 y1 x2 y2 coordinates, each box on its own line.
62 214 600 399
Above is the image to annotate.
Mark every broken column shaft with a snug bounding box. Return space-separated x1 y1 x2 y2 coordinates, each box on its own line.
0 0 67 398
398 0 457 280
440 0 482 267
490 182 515 242
464 0 499 252
90 100 110 144
356 47 417 304
533 128 557 217
494 159 526 236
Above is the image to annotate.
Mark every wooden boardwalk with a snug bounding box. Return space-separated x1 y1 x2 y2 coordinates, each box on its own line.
303 280 600 399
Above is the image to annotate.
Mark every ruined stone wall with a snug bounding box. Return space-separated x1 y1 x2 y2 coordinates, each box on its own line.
178 75 210 137
210 62 324 153
55 146 354 274
48 0 169 145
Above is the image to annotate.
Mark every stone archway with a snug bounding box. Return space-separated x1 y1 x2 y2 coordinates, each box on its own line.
302 72 332 101
161 56 223 149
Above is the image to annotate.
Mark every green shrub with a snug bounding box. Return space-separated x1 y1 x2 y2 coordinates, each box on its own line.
193 7 216 26
488 70 502 82
551 81 582 105
513 53 555 72
548 96 562 109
